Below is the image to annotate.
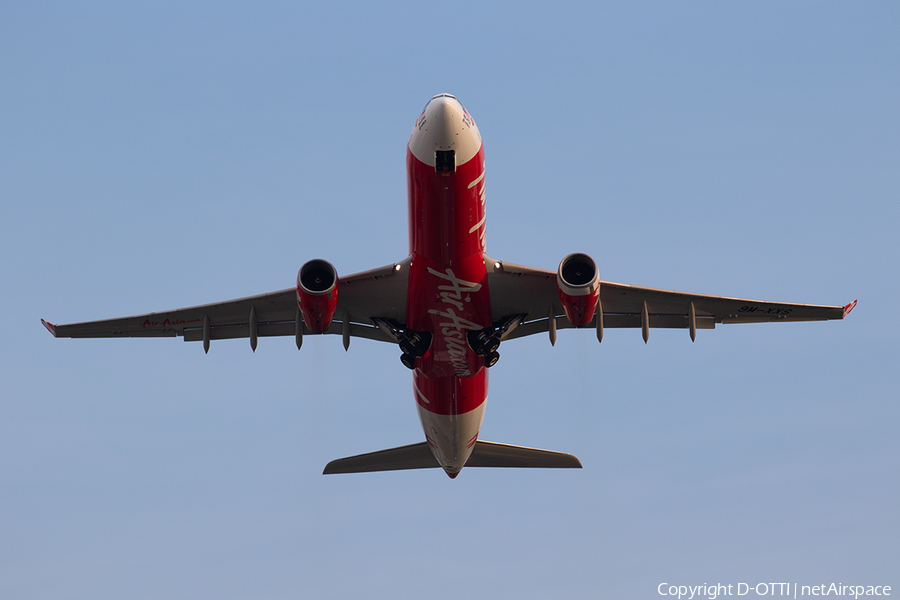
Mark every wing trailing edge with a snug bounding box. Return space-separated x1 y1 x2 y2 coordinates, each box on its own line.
323 440 582 474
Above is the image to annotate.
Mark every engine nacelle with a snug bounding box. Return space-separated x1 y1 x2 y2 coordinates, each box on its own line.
297 259 339 333
557 253 600 327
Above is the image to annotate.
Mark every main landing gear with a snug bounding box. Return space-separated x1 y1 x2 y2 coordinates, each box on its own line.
372 318 433 371
398 329 431 370
467 328 501 368
374 315 525 371
467 314 525 369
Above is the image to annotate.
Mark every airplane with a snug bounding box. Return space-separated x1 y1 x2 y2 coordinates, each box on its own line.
42 93 856 478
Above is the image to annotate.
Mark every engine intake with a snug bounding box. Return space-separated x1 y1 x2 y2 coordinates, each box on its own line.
297 259 339 333
557 253 600 327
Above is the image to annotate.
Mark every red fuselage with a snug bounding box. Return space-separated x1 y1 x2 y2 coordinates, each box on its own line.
405 94 490 477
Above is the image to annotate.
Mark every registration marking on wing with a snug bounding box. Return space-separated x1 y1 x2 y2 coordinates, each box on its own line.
738 305 794 316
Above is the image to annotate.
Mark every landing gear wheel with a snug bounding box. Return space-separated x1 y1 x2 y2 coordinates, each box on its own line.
398 331 431 358
468 330 501 355
484 350 500 368
400 353 416 370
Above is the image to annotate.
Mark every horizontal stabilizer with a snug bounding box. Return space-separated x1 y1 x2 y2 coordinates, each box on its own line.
323 442 438 474
323 440 582 474
468 440 582 469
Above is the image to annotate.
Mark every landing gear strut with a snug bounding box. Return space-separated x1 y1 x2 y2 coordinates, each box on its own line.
372 318 433 371
466 314 526 369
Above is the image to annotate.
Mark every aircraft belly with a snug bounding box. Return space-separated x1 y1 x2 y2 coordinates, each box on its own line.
405 129 491 474
414 384 487 475
407 252 491 376
407 147 486 261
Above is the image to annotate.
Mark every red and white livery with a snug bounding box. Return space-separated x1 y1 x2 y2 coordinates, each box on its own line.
42 94 856 478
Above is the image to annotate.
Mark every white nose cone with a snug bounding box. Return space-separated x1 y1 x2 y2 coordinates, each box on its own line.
409 94 482 167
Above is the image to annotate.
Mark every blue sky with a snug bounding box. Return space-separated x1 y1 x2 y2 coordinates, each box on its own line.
2 2 898 598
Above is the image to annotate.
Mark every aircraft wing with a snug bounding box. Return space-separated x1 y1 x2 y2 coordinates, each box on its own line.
484 256 855 341
42 258 411 348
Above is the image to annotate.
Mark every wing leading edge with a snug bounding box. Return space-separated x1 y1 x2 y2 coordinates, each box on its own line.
484 255 855 342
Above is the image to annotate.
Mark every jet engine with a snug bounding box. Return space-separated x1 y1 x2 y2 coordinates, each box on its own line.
297 259 339 333
557 253 600 327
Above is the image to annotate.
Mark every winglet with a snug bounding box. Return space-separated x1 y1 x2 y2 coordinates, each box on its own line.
41 319 57 337
842 300 857 319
